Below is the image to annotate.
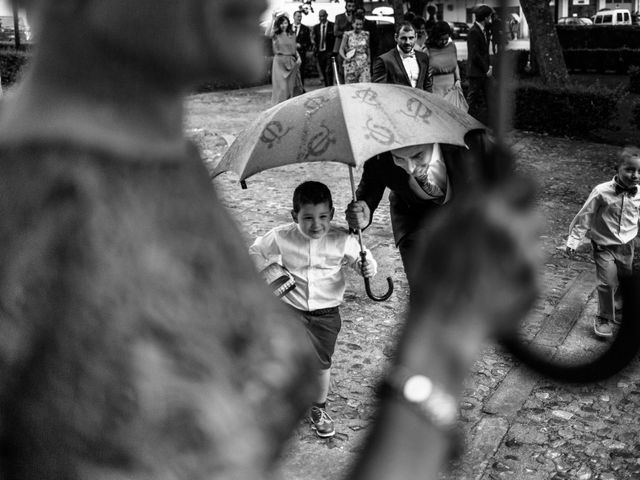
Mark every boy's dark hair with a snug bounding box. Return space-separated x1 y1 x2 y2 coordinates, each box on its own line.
292 181 333 213
617 146 640 167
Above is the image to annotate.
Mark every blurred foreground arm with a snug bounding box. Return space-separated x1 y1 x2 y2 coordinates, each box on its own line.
349 183 540 479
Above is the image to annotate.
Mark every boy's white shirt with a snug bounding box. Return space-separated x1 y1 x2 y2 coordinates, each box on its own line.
249 223 378 311
566 177 640 250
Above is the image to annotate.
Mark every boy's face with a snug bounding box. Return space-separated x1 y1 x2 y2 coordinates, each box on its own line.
291 202 334 239
617 156 640 188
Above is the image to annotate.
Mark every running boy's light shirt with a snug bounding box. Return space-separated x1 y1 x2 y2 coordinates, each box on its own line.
249 223 377 311
567 177 640 250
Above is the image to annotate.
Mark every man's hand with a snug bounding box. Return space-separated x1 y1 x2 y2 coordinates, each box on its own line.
487 65 493 78
345 201 370 230
359 258 376 278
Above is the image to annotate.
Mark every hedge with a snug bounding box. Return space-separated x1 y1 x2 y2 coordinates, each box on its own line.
556 25 640 50
563 48 640 73
514 80 623 137
0 49 28 86
630 65 640 93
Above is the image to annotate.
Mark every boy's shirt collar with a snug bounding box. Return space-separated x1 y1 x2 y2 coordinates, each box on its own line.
613 175 639 196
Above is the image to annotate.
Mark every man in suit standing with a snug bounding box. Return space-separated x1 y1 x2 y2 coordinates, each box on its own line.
333 0 356 83
293 10 312 90
313 9 335 86
466 5 494 125
372 21 432 91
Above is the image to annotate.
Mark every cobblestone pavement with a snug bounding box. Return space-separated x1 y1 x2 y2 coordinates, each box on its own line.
186 86 640 480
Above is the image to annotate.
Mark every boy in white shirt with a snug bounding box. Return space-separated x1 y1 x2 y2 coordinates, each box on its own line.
250 181 377 438
566 146 640 337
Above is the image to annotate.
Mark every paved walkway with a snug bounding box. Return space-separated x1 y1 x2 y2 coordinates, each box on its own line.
186 86 640 480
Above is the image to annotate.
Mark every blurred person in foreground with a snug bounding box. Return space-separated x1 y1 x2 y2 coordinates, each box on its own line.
0 0 539 479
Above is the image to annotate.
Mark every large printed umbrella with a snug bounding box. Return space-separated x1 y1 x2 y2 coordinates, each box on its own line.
212 82 484 182
213 82 484 301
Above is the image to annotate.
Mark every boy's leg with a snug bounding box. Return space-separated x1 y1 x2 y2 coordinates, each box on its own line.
315 368 331 405
304 308 341 438
592 243 616 337
310 368 335 437
612 241 635 324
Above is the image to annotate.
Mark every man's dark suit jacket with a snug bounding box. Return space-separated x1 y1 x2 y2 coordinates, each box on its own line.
294 23 312 55
372 48 432 91
312 20 335 53
356 135 487 246
466 23 490 78
332 13 353 53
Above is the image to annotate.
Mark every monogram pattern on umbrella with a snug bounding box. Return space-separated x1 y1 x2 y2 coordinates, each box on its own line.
307 121 336 157
304 96 327 116
364 116 395 145
260 121 292 149
352 87 381 107
401 97 432 124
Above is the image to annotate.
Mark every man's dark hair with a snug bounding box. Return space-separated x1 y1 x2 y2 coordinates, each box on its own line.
403 11 416 22
474 5 494 22
411 16 427 30
395 21 416 35
292 181 333 213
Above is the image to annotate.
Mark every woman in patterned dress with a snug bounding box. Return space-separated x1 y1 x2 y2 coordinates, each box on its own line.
339 13 371 84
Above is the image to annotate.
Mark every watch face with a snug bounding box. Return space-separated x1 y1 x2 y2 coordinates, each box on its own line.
403 374 433 402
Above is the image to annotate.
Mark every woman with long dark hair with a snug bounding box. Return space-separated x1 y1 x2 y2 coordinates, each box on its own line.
267 13 303 104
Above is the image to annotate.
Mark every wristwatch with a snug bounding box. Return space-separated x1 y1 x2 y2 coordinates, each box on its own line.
384 366 458 431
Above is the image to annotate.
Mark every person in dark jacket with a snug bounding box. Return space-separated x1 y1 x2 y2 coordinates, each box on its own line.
312 9 335 86
372 21 432 91
466 4 494 125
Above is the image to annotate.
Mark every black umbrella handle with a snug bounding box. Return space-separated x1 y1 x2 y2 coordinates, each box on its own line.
360 251 394 302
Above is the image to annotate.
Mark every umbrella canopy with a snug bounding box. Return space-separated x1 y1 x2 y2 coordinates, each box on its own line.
212 83 484 181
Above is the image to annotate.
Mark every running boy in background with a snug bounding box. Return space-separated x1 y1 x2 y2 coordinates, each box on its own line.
250 181 377 438
566 146 640 337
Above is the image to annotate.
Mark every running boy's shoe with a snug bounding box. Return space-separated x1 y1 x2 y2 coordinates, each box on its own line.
594 316 613 337
309 406 335 438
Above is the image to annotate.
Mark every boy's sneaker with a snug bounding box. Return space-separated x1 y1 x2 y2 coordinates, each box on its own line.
309 406 335 438
594 316 613 337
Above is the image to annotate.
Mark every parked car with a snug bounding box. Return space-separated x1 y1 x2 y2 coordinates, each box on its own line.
592 8 632 25
448 21 470 39
557 16 593 25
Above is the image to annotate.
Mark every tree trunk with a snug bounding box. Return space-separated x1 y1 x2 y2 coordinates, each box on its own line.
519 0 568 86
392 0 405 25
12 0 21 49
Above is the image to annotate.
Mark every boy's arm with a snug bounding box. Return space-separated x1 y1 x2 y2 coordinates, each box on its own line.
566 188 600 251
248 229 282 271
344 235 378 277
